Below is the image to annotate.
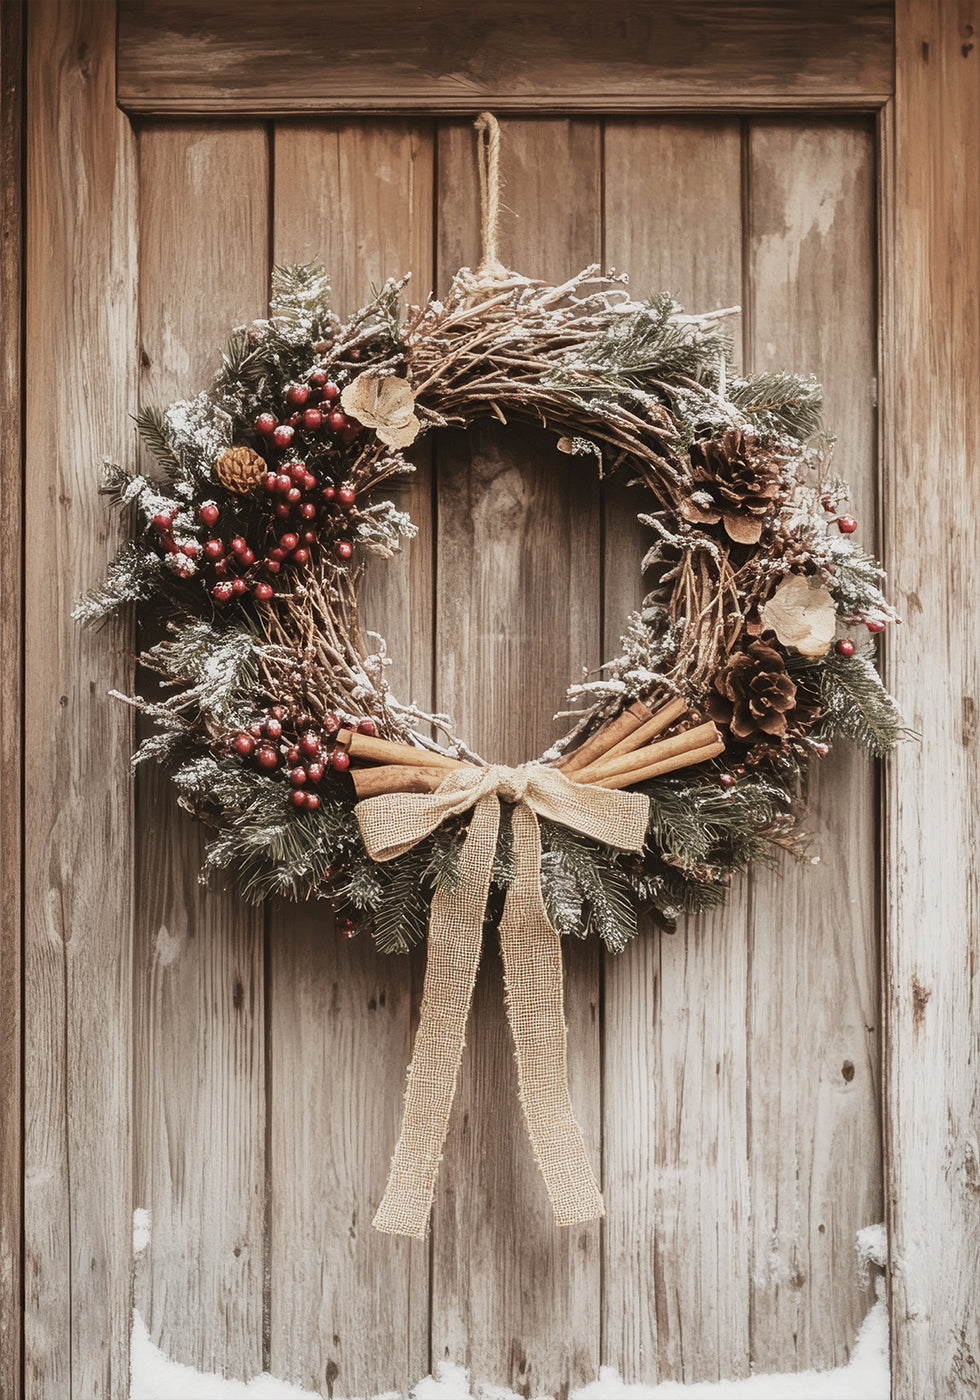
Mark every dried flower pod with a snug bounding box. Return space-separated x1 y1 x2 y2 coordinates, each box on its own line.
706 639 819 745
341 371 420 448
214 446 267 494
680 428 784 545
760 574 836 657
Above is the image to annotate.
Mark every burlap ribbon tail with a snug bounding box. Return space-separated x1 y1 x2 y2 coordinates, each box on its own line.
355 762 650 1239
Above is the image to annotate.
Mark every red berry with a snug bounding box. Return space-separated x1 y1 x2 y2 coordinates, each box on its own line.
272 425 295 449
836 639 856 657
309 369 328 388
322 382 340 403
212 582 234 603
279 532 299 552
213 559 228 577
288 461 306 481
302 473 317 491
289 789 308 808
199 504 219 527
299 733 320 757
337 486 356 507
264 717 283 740
304 793 320 812
330 748 351 772
718 773 736 788
274 502 292 519
255 413 277 436
270 705 288 721
307 762 324 783
820 494 837 512
300 530 316 545
323 713 340 735
256 745 279 770
335 540 353 562
323 485 336 501
295 713 312 730
152 511 173 531
286 384 309 407
866 619 886 634
268 547 285 562
266 560 281 574
275 473 292 493
356 718 377 736
303 408 323 431
286 487 302 504
286 746 301 765
300 502 317 520
231 578 248 596
230 536 247 555
233 733 255 757
238 547 256 567
340 422 362 443
254 582 274 602
291 547 310 565
837 515 858 534
263 473 279 494
248 723 264 739
204 539 224 560
327 410 346 433
180 543 198 558
290 767 307 787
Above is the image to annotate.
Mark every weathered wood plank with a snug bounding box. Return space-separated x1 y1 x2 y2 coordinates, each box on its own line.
745 119 881 1373
0 2 24 1396
23 0 137 1394
267 120 434 1399
601 118 751 1386
116 0 895 115
430 118 602 1397
133 124 268 1379
885 5 980 1397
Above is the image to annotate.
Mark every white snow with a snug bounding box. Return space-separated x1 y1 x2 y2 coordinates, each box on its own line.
129 1211 890 1400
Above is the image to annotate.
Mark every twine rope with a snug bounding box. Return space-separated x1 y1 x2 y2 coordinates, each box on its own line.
358 762 650 1238
473 111 512 283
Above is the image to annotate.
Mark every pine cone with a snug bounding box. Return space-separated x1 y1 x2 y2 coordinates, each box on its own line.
706 639 819 745
214 446 266 494
680 429 783 545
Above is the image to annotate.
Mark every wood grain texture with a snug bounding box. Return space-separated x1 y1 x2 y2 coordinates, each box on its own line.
24 1 137 1395
745 120 881 1373
116 0 895 114
0 2 24 1396
885 5 980 1396
601 118 752 1386
132 124 269 1380
430 119 602 1398
267 121 433 1399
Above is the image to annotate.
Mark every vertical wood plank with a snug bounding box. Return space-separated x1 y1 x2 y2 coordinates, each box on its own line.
267 120 434 1399
886 6 980 1397
134 124 268 1378
0 2 24 1396
24 0 137 1395
602 119 751 1386
430 118 603 1398
745 119 881 1373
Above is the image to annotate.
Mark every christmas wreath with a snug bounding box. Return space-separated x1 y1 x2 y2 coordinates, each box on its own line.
78 116 904 1236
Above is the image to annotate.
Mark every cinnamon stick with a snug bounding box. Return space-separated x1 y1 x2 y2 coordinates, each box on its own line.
572 720 721 786
593 696 688 764
594 740 726 790
558 701 653 774
350 765 449 798
336 729 464 771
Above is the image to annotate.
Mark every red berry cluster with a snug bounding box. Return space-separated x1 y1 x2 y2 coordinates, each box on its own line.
254 368 363 452
222 708 378 812
150 510 199 575
258 461 358 569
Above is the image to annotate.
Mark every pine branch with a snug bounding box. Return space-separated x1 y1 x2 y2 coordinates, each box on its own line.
134 405 183 475
800 647 910 756
728 371 823 441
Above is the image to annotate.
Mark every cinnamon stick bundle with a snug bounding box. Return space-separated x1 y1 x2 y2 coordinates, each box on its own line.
571 720 721 786
336 729 464 771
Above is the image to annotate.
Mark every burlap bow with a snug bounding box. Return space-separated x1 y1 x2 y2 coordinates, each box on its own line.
355 761 650 1238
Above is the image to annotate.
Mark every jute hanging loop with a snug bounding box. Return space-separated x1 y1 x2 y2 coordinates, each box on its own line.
358 763 649 1237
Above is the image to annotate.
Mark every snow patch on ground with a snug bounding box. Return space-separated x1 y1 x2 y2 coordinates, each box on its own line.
130 1210 890 1400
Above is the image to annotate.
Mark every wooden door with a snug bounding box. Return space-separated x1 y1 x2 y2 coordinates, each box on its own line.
5 2 979 1398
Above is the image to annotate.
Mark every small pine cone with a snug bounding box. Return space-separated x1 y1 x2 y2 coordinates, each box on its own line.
214 446 266 494
680 429 784 545
706 639 819 746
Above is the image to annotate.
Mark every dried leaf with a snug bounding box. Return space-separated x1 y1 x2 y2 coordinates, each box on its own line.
341 371 420 448
761 575 836 657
